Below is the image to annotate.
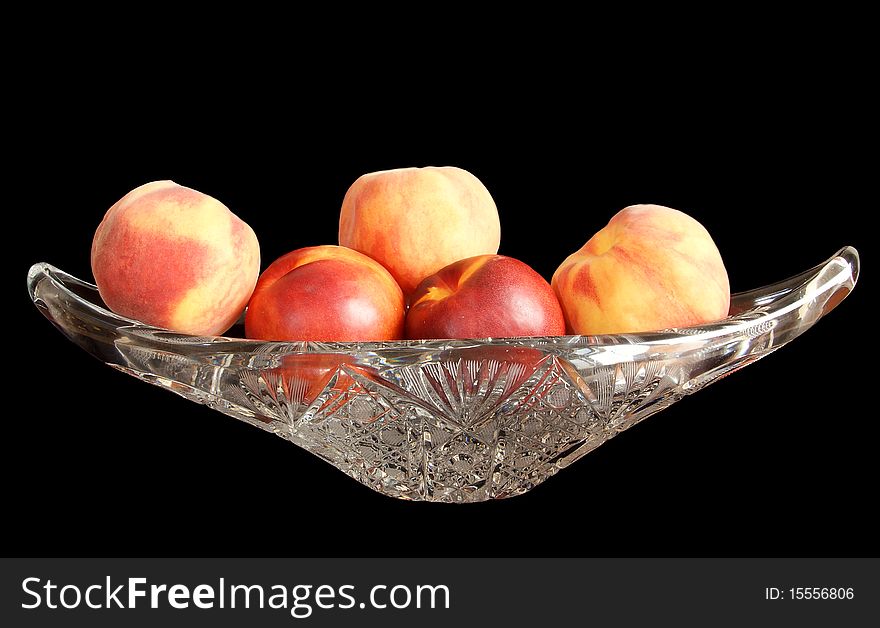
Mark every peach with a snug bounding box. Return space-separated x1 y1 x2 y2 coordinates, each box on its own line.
338 166 501 297
551 204 730 335
245 245 405 342
406 254 566 339
91 180 260 336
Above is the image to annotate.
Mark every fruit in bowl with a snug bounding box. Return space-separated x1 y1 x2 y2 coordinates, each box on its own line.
90 180 260 336
89 176 730 343
35 169 859 502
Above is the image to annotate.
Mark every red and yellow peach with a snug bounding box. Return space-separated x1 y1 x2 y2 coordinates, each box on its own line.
339 166 501 298
552 204 730 335
91 180 260 336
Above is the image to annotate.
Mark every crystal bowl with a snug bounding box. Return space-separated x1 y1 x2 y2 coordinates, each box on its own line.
28 247 859 502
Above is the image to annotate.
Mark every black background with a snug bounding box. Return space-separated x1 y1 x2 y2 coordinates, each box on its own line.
9 45 874 558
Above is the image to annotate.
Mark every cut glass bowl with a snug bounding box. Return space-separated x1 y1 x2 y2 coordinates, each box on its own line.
28 247 859 502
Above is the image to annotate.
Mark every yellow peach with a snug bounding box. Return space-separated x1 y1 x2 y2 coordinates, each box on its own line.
552 204 730 335
338 166 500 298
91 180 260 336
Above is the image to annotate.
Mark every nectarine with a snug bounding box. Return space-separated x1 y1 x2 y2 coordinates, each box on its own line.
91 180 260 336
406 255 566 339
551 204 730 335
245 245 405 342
